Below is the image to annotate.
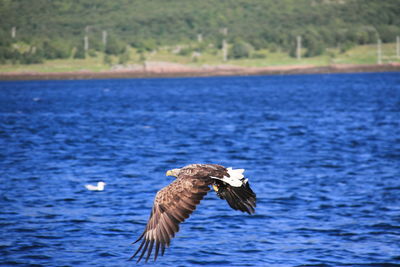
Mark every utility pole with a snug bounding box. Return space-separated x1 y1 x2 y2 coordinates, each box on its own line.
222 28 228 61
396 36 400 59
102 30 108 47
377 38 382 64
11 27 16 38
84 35 89 52
222 40 228 62
84 26 89 52
296 35 302 60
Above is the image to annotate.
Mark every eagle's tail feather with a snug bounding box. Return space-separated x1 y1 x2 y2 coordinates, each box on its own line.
211 168 245 187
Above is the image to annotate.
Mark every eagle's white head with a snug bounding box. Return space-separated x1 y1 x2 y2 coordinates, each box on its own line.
166 168 181 178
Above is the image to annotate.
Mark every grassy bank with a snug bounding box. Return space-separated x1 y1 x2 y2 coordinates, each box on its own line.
0 43 399 73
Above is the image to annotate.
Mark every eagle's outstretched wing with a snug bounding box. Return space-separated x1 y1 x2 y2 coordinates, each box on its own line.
130 175 211 263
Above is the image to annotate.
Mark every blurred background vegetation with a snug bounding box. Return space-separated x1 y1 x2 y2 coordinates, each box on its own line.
0 0 399 70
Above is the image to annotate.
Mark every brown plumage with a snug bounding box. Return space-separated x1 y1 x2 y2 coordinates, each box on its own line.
130 164 256 263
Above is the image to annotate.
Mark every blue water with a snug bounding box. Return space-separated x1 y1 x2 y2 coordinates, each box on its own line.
0 73 399 266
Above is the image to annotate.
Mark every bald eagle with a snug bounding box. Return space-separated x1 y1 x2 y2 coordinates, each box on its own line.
130 164 256 263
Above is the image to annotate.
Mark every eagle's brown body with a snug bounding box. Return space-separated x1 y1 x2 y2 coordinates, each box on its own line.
131 164 256 263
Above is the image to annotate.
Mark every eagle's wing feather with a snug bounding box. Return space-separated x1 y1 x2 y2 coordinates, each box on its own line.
219 182 256 214
131 175 211 263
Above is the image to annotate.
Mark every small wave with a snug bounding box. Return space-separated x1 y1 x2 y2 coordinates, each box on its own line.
384 186 400 190
236 249 262 253
2 261 32 266
382 153 400 160
247 214 271 219
23 254 52 260
319 164 342 169
55 198 76 202
105 228 125 233
190 226 207 231
187 259 231 265
14 228 36 233
370 223 400 230
66 218 92 223
34 235 62 240
98 252 116 257
198 250 228 256
17 242 47 251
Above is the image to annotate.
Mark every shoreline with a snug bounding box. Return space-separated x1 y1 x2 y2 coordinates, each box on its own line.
0 63 399 81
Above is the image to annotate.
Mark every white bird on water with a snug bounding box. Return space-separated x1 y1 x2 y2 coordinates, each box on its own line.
85 181 106 191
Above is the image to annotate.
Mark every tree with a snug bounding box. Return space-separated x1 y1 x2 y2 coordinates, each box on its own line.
304 36 324 57
230 40 254 59
103 54 112 65
105 36 125 55
41 39 70 59
118 47 130 64
132 39 157 53
74 45 85 59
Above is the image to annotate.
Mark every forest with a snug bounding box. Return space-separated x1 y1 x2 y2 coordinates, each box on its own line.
0 0 399 64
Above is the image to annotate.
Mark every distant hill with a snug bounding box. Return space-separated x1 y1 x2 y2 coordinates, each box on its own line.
0 0 399 64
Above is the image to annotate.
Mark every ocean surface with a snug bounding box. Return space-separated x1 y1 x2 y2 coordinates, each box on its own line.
0 72 399 267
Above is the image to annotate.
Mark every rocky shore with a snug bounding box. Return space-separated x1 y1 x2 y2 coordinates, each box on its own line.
1 62 399 81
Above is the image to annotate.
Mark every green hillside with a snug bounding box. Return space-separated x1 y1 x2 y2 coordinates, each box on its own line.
0 0 399 67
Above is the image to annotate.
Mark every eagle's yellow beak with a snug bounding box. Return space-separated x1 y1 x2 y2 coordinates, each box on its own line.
166 170 173 177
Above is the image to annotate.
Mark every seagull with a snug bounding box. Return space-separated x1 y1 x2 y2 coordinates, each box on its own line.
85 181 106 191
